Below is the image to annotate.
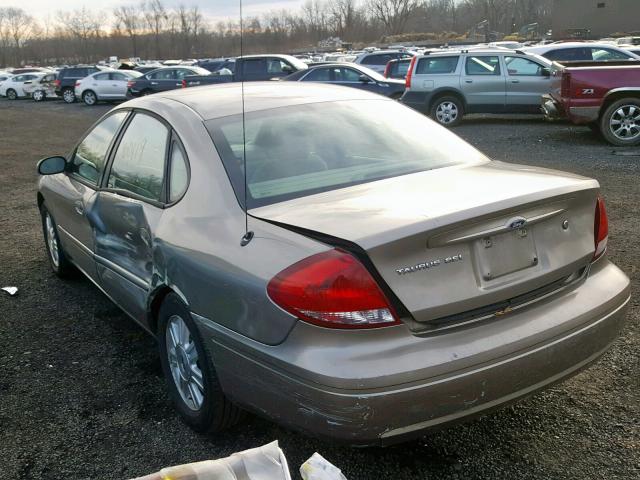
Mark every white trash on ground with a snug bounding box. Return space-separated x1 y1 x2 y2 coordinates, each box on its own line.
1 286 18 296
300 453 347 480
130 441 292 480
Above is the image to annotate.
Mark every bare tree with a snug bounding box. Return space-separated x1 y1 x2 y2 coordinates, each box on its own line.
0 7 34 65
57 7 103 63
367 0 419 35
143 0 167 59
114 5 142 58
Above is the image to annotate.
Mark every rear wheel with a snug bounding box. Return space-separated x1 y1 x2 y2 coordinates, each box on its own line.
32 90 45 102
430 96 464 127
82 90 97 106
158 293 242 433
6 89 17 100
40 204 74 277
62 88 76 104
600 98 640 146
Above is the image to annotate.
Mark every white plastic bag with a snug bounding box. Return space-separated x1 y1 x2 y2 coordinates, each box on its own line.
300 453 347 480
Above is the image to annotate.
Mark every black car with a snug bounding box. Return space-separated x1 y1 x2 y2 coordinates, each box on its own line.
283 63 406 99
55 66 103 103
127 66 211 97
134 65 163 75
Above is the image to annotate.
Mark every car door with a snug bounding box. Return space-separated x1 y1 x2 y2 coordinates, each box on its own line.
504 55 552 113
47 111 129 281
92 112 171 324
461 54 506 113
109 72 130 98
89 72 112 98
241 58 268 81
149 69 179 91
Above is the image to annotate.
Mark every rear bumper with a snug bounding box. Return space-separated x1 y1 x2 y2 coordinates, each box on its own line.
400 91 432 114
195 260 630 445
542 94 600 124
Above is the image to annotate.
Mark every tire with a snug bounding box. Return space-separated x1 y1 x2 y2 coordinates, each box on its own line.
158 293 242 433
430 96 464 127
82 90 97 106
600 97 640 146
6 89 17 100
32 90 45 102
62 88 76 104
40 204 74 278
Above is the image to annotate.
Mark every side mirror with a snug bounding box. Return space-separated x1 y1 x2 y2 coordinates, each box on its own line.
358 74 372 83
37 156 66 175
541 67 551 77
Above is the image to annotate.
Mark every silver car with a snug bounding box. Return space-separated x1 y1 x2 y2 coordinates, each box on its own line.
402 49 554 126
36 83 630 445
75 69 143 105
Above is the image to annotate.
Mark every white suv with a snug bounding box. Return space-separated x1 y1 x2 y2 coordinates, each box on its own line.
401 49 554 126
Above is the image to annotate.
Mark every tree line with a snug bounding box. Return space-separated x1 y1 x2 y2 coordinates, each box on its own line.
0 0 553 68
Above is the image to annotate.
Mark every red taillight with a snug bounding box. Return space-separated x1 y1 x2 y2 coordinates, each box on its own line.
75 81 81 87
127 80 135 88
267 249 400 329
383 62 391 78
593 196 608 260
54 79 60 87
405 56 417 89
181 79 187 88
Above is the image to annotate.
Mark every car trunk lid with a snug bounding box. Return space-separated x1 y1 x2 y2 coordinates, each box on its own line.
251 162 599 329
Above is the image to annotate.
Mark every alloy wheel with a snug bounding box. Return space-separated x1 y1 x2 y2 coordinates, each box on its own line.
609 105 640 141
33 90 44 102
436 101 459 125
63 89 75 103
45 213 59 268
165 315 204 411
7 89 17 100
84 91 96 105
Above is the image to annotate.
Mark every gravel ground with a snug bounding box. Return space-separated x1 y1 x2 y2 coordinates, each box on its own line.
0 99 638 480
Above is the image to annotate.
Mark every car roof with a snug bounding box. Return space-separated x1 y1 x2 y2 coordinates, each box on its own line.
418 48 523 56
125 82 385 121
525 42 627 51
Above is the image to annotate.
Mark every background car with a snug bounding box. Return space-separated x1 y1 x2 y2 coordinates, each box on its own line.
127 65 211 96
402 50 554 126
384 58 412 79
197 57 236 73
354 50 415 74
75 70 143 105
0 72 46 100
283 63 406 98
54 66 103 103
0 72 13 86
22 72 58 101
524 42 640 61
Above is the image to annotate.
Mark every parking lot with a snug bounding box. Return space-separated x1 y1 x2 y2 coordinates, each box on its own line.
0 99 638 479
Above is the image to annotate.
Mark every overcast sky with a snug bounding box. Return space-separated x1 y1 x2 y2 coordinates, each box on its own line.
0 0 307 22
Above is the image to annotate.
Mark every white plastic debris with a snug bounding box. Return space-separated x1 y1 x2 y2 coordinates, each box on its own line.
1 286 18 296
130 441 292 480
300 453 347 480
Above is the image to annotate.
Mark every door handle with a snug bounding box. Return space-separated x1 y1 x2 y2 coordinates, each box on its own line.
465 79 473 83
511 79 520 83
150 82 158 85
175 83 182 86
74 202 84 216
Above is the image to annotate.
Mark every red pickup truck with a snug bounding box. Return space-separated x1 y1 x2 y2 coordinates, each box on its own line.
542 60 640 146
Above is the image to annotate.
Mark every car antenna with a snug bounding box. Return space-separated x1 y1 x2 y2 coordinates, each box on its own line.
239 0 254 247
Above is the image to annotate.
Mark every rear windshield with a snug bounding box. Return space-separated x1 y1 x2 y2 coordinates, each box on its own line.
206 100 486 209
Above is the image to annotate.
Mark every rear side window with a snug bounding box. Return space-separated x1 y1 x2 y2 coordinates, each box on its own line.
544 48 590 61
465 56 501 75
69 112 128 185
107 113 169 201
94 73 110 81
416 56 459 74
362 53 396 66
304 68 331 81
149 69 175 80
169 141 189 202
242 59 267 75
590 48 631 61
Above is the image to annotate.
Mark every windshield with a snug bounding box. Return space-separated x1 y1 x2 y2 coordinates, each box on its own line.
207 99 487 209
